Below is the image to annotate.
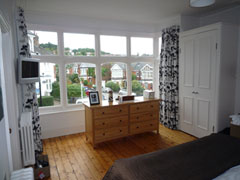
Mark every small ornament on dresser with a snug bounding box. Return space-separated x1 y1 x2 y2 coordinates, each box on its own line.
108 90 113 102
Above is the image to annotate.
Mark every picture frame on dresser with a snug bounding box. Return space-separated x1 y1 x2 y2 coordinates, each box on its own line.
89 91 100 105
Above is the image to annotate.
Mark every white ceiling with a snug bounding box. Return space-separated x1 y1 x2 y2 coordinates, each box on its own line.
24 0 240 24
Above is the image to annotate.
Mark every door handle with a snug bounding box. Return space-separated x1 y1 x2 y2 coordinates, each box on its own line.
192 91 199 94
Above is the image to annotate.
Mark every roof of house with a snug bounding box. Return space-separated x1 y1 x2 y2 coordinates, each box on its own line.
79 63 96 68
131 62 153 71
33 46 53 55
111 63 126 70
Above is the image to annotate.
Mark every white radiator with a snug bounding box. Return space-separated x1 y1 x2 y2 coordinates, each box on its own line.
11 167 34 180
20 112 35 166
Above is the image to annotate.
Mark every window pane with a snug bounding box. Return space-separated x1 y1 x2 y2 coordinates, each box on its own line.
36 63 60 107
131 62 153 96
66 63 96 104
159 37 162 56
28 31 58 55
101 63 127 100
64 33 95 56
100 35 127 56
131 37 153 56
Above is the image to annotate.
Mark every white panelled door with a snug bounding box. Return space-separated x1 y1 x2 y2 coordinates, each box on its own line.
179 30 217 138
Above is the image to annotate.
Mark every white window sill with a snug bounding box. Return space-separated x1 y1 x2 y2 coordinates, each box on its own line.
39 105 85 116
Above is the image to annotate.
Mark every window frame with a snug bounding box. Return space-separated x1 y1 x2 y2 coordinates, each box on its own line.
27 24 160 114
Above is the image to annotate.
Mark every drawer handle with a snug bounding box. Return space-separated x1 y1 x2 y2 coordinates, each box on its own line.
102 112 105 114
151 105 154 108
120 120 122 122
150 114 153 117
150 124 153 126
119 109 122 112
102 133 105 136
136 126 139 129
119 130 122 132
102 122 105 125
136 117 139 119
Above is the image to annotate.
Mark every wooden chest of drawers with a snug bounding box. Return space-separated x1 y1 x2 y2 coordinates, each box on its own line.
84 98 160 147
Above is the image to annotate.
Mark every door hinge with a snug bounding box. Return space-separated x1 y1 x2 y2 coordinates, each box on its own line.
216 43 218 50
212 126 215 133
9 128 12 134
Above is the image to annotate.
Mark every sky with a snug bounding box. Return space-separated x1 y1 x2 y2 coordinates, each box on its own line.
32 30 159 56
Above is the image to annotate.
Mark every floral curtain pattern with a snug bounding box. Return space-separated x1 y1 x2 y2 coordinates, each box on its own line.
159 25 180 129
16 7 42 153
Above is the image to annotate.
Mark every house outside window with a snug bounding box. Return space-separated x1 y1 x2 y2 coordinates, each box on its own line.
141 64 153 80
27 30 58 55
102 63 127 100
131 62 153 96
36 63 60 107
66 63 96 104
111 64 124 79
81 68 87 76
73 65 78 74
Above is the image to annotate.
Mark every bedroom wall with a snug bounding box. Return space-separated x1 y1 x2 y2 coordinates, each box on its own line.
0 0 22 171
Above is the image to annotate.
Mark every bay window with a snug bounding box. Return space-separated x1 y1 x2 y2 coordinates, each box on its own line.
28 25 159 113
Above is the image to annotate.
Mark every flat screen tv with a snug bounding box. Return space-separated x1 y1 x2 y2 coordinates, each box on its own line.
19 58 40 84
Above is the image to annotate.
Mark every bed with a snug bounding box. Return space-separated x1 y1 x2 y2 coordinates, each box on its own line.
103 134 240 180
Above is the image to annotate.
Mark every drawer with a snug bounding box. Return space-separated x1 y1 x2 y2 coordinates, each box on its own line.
130 112 158 123
95 115 128 129
108 116 128 128
130 120 158 135
95 126 128 143
130 101 159 114
94 105 128 119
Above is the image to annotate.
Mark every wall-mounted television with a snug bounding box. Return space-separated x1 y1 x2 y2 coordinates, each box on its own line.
19 58 40 84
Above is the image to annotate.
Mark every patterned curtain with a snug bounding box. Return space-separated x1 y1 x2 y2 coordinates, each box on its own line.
16 7 43 153
159 25 180 129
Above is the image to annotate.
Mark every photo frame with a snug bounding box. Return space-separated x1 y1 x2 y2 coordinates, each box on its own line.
89 91 100 105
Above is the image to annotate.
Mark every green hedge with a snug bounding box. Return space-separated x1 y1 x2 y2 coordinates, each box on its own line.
51 82 87 101
50 82 60 100
106 81 120 92
83 80 88 86
132 80 144 96
67 84 86 98
38 96 54 107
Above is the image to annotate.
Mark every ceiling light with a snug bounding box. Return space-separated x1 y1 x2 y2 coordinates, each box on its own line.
190 0 215 7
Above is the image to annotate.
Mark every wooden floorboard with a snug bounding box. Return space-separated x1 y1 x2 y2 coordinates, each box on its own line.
43 125 196 180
